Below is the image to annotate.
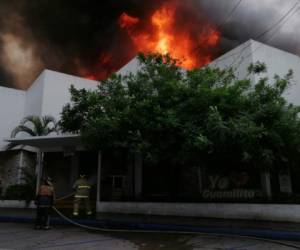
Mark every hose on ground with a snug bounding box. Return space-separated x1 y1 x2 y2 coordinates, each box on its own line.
52 206 300 249
55 192 75 201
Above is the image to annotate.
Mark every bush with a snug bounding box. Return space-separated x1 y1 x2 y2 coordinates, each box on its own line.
4 184 35 202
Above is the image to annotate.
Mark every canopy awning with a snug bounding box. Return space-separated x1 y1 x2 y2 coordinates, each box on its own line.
5 134 83 151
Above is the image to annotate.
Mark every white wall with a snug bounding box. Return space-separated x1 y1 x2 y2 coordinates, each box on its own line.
0 87 25 149
24 71 45 117
97 202 300 223
210 39 300 106
210 39 255 81
118 57 140 76
40 70 98 119
250 41 300 105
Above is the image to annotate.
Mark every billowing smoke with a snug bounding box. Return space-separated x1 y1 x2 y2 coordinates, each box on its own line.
0 0 299 89
198 0 300 53
0 12 44 89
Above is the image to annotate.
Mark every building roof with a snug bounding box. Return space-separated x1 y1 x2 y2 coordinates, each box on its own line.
1 39 300 151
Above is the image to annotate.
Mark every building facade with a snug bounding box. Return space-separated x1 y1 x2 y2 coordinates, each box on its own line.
1 40 300 215
0 70 98 190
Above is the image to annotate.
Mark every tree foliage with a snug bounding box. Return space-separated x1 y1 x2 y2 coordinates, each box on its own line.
60 53 300 170
7 115 59 150
11 115 59 137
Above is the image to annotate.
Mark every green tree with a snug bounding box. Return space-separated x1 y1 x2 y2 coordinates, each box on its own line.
6 115 59 197
11 115 58 138
60 53 300 174
6 115 58 150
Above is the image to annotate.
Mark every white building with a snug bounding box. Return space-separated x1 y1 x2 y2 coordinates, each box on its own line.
0 70 98 150
211 39 300 105
2 39 300 150
0 71 98 190
1 39 300 221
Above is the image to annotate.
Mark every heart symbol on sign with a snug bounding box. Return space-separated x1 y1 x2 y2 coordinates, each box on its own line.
230 172 249 188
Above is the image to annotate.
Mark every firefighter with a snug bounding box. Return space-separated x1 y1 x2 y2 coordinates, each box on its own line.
72 174 92 216
35 177 55 229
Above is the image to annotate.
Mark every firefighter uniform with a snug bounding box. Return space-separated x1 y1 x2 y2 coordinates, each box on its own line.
73 175 92 216
35 179 55 229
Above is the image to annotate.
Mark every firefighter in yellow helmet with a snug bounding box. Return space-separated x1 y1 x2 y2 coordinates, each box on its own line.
72 174 92 216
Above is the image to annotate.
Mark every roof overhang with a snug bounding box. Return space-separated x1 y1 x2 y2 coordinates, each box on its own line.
5 134 83 152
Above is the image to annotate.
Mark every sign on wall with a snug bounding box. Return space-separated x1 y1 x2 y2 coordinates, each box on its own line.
201 170 262 200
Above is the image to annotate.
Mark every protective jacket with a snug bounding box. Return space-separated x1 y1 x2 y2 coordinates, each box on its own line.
36 185 54 207
73 178 91 198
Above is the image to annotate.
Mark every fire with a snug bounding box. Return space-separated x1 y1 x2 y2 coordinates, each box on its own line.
85 75 97 80
151 7 175 55
83 3 221 80
78 52 115 81
119 4 220 70
119 13 139 29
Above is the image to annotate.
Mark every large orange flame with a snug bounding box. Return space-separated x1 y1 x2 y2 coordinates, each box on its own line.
82 3 221 81
119 4 220 69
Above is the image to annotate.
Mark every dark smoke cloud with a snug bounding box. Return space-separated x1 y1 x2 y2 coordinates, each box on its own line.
197 0 300 54
0 0 299 89
0 0 163 89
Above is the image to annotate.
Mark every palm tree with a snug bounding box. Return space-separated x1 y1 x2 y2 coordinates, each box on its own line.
6 115 59 150
7 115 60 195
11 115 59 138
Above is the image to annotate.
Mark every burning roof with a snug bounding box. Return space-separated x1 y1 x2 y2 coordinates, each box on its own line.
0 0 299 89
82 2 221 81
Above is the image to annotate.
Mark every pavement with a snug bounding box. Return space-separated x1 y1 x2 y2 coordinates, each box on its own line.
1 208 300 241
1 222 300 250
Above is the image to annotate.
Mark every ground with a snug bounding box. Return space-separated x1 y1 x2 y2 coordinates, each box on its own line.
0 223 300 250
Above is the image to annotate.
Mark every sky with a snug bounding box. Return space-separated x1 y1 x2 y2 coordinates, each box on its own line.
0 0 299 89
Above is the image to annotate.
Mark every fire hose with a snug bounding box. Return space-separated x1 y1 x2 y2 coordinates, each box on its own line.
51 194 300 249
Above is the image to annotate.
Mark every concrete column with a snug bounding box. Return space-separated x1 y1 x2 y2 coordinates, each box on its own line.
35 150 44 195
128 159 134 197
134 154 143 198
279 168 292 194
260 169 272 199
96 151 102 211
17 150 24 185
197 167 203 193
